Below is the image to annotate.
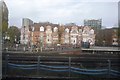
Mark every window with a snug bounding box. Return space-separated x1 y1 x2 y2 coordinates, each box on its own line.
54 27 58 32
40 26 44 31
65 28 69 33
74 40 75 43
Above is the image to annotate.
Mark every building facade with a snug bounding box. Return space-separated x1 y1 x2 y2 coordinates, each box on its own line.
52 27 59 45
84 19 102 30
112 28 118 46
64 27 70 44
95 28 118 46
20 20 96 48
20 18 33 45
70 26 79 45
0 0 9 36
45 25 53 46
118 1 120 46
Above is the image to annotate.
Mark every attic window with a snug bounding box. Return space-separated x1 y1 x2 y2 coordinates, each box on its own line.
40 26 44 31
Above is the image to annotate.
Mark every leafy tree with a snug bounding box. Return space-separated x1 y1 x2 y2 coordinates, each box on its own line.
7 26 20 45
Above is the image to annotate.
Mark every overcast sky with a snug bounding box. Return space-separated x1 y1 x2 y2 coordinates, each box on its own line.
4 0 119 28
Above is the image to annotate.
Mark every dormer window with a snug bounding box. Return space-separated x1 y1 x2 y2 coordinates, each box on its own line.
54 27 58 32
40 26 44 31
65 28 69 33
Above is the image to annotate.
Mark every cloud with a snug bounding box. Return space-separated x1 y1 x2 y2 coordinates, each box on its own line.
77 0 119 2
4 0 119 28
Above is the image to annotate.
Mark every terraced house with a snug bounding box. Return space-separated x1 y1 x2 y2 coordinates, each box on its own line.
20 18 95 48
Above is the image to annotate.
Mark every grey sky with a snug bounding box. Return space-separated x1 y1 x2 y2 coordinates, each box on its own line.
4 0 119 28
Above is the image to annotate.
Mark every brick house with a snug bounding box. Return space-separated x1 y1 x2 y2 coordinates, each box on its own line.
21 21 96 48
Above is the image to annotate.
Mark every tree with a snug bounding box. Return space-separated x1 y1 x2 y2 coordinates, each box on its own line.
58 25 64 44
7 26 20 45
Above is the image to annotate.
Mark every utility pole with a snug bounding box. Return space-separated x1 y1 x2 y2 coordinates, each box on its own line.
69 57 71 78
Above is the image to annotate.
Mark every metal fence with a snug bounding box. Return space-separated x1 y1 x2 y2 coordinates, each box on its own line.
4 55 120 78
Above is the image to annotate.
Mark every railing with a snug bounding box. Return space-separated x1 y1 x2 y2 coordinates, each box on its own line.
82 49 120 54
4 55 120 78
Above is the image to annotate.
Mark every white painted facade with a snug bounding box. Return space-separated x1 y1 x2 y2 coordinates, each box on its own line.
82 26 95 46
70 26 78 45
52 27 59 44
64 28 70 44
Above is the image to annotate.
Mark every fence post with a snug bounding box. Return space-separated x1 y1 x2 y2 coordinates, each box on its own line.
92 50 94 54
37 56 40 75
108 59 111 78
5 54 9 76
69 57 71 78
